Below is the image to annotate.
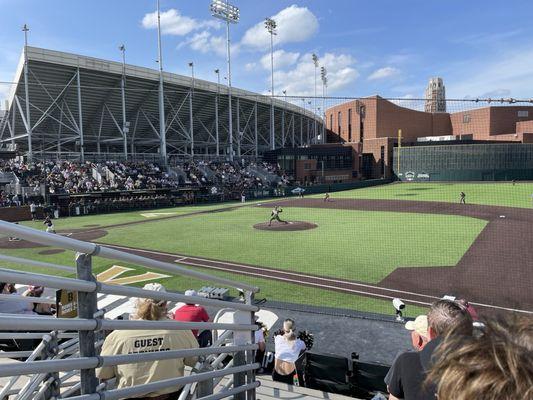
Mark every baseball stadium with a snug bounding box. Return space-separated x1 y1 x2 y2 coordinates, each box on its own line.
1 2 532 400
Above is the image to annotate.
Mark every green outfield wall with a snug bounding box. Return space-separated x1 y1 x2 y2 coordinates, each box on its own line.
393 143 533 181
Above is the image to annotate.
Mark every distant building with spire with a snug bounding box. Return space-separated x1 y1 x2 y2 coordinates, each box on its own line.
425 77 446 113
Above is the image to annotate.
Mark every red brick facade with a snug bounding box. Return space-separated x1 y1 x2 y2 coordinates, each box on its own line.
326 96 533 178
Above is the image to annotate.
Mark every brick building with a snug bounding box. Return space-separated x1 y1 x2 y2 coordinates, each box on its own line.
325 96 533 179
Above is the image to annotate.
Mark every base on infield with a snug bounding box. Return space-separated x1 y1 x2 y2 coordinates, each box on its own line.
253 221 318 231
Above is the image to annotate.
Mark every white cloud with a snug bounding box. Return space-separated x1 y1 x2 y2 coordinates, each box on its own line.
241 5 319 50
260 50 300 70
142 9 219 36
272 52 358 96
179 31 227 57
245 62 257 72
368 66 400 81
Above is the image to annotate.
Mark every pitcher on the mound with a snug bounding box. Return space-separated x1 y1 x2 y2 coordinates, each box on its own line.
269 206 288 226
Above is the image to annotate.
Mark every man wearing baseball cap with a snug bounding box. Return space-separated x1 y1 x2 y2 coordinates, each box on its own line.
384 315 430 391
405 315 430 351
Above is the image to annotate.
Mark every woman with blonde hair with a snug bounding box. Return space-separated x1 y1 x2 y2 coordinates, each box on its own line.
272 318 307 385
97 284 199 400
427 314 533 400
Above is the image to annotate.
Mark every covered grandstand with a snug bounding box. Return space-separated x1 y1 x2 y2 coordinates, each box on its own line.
0 47 323 163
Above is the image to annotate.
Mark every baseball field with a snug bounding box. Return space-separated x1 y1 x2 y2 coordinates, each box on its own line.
2 181 532 317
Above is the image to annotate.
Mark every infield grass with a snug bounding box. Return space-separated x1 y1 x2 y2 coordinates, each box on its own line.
96 206 486 283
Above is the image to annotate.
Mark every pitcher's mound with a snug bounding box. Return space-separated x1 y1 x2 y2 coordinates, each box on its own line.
253 221 318 231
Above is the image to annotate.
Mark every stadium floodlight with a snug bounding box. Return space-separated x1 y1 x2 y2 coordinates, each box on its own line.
22 24 32 162
320 66 327 143
119 44 128 159
210 0 240 161
312 53 319 143
265 17 277 150
156 0 167 164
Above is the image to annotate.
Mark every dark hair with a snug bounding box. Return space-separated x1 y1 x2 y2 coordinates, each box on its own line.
0 282 6 292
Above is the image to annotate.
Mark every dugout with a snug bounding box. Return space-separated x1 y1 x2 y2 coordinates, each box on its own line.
393 142 533 181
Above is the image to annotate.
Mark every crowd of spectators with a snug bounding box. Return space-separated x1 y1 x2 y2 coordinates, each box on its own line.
1 278 531 399
0 158 287 198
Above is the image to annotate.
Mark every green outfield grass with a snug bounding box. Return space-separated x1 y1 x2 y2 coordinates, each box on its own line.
96 206 485 283
322 182 533 208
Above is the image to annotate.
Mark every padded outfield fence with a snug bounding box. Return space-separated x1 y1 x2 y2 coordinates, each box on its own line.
0 220 261 400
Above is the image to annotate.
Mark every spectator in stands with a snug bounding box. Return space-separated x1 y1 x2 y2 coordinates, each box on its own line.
173 290 210 345
254 316 267 372
387 299 473 400
22 285 54 315
272 318 307 385
384 315 430 390
97 283 198 399
0 282 34 314
427 314 533 400
29 201 37 220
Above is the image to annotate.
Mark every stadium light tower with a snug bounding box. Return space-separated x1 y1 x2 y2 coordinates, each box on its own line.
156 0 167 165
119 44 128 159
312 53 319 144
214 68 220 157
188 62 195 158
211 0 239 162
321 66 328 143
22 24 32 162
265 17 277 150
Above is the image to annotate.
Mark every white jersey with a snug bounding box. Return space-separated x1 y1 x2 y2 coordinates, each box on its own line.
271 208 279 217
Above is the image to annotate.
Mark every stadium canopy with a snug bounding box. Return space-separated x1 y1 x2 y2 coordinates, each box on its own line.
0 47 323 163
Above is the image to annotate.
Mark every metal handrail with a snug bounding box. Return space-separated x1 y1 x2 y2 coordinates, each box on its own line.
0 267 258 312
0 220 259 400
0 220 259 293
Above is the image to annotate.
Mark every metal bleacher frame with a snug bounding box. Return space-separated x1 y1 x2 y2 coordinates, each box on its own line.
0 220 261 400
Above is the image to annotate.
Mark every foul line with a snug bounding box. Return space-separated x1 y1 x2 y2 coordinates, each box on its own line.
104 243 533 314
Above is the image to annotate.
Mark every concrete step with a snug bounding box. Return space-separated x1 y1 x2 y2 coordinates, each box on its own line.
255 374 358 400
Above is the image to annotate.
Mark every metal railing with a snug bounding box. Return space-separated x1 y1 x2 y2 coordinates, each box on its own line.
0 220 260 400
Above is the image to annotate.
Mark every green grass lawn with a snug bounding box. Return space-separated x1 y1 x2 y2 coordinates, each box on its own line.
0 246 428 317
323 182 533 208
2 188 495 317
97 206 485 283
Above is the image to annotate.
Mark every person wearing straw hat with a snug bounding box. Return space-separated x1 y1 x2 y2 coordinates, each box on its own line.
97 283 199 400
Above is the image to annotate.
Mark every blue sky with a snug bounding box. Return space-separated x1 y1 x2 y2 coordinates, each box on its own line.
1 0 533 103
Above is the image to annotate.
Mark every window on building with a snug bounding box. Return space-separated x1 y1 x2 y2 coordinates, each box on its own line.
518 111 529 118
348 108 352 142
359 106 365 142
380 146 385 177
337 111 342 133
463 114 471 123
330 114 333 130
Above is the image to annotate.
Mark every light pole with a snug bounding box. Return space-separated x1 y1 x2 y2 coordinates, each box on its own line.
214 68 220 158
312 53 318 144
188 61 195 158
321 66 328 144
22 24 32 162
265 17 277 151
211 0 239 162
156 0 167 165
119 44 128 159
